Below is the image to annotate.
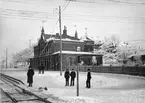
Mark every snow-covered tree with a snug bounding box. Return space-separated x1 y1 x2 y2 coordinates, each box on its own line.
11 46 34 66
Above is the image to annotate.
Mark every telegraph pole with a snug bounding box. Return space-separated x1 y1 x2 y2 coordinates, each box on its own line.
6 48 7 69
59 6 62 76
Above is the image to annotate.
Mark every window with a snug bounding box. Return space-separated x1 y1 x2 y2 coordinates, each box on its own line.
70 57 72 66
77 46 81 52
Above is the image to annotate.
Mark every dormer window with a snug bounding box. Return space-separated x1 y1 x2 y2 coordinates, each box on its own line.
77 46 81 52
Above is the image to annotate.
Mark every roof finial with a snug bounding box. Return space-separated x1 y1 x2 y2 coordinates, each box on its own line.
85 28 87 38
41 26 45 34
74 25 78 38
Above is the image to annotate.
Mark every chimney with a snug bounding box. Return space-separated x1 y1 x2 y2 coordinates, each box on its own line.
63 25 67 36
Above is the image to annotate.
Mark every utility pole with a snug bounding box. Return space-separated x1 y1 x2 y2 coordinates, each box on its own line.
6 48 7 69
59 6 62 76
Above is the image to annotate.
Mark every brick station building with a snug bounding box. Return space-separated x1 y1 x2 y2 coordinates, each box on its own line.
30 26 103 70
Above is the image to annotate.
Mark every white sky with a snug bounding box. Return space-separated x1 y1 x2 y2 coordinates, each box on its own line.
0 0 145 58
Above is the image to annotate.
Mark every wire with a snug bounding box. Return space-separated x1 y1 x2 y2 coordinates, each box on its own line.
0 14 57 20
1 14 145 24
69 0 145 5
2 0 145 8
1 8 145 23
0 0 55 5
62 0 70 12
106 0 145 5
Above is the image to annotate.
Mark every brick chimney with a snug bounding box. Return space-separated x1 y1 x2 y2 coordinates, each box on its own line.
63 25 67 37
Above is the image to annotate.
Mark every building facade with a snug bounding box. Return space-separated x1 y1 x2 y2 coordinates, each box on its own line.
30 26 103 70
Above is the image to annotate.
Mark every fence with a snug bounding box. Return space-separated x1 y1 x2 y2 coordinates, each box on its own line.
63 65 145 77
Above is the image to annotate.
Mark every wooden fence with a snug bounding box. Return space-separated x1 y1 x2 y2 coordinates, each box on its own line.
63 66 145 77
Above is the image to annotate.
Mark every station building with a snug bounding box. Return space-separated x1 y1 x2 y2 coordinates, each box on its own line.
30 26 103 70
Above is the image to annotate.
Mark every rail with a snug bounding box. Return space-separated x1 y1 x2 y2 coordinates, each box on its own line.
0 73 25 85
0 73 52 103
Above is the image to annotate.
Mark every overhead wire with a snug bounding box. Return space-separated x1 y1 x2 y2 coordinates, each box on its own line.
68 0 145 5
0 0 55 5
1 8 145 20
1 13 145 24
1 7 145 24
106 0 145 5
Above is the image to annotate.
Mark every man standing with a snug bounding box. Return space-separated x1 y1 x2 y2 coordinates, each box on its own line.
64 69 70 86
86 69 91 88
41 63 44 74
27 66 34 87
38 64 41 74
70 69 76 86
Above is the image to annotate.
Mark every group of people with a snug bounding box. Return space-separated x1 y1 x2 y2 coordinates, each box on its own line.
64 68 92 88
64 69 76 86
38 64 44 74
27 66 92 88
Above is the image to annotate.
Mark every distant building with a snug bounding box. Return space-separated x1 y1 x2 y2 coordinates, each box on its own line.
30 26 103 70
127 51 145 66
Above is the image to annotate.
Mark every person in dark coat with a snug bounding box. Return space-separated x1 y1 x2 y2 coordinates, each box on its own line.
38 64 41 74
70 69 76 86
41 63 44 74
27 66 34 87
64 69 70 86
86 69 91 88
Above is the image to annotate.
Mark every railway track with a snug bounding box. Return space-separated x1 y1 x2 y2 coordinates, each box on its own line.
0 73 66 103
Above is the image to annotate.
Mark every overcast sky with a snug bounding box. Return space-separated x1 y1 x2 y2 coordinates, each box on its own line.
0 0 145 58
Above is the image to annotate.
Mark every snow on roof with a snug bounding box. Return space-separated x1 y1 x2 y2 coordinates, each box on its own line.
55 38 83 42
80 36 92 41
46 37 83 43
46 37 55 42
52 51 102 55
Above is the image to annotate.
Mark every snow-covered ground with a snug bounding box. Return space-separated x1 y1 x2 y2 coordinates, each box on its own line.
1 69 145 103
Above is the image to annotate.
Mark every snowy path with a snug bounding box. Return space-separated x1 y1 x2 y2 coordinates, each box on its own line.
1 70 145 103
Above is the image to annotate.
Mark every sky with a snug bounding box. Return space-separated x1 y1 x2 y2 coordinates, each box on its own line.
0 0 145 58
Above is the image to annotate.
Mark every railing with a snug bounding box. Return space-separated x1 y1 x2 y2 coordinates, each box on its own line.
63 65 145 77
